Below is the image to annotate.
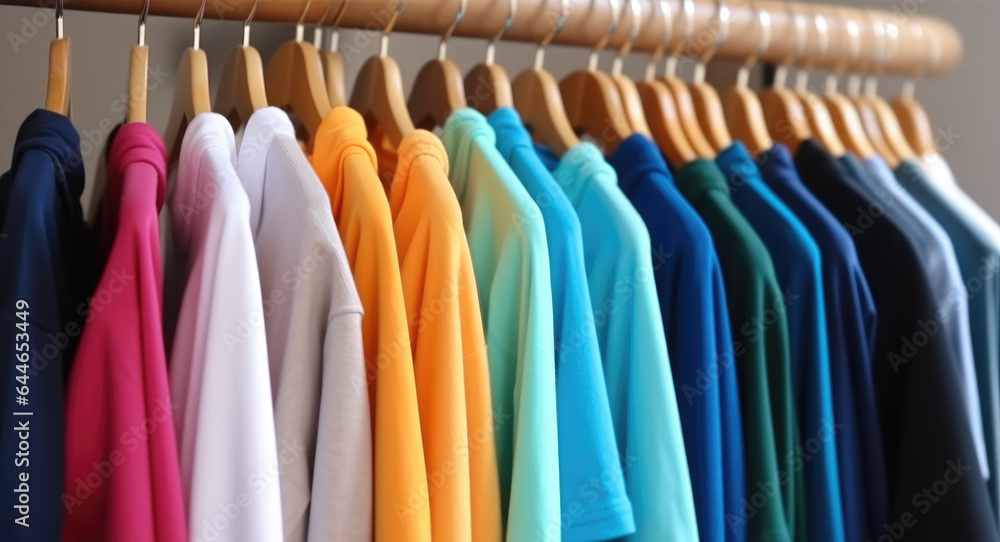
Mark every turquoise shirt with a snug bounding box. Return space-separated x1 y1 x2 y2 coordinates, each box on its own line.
442 108 561 541
488 108 635 541
550 141 700 542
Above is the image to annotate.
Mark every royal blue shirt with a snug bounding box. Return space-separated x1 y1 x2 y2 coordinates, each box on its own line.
794 139 998 542
606 134 745 542
717 142 844 542
0 109 93 541
757 143 887 542
489 108 635 541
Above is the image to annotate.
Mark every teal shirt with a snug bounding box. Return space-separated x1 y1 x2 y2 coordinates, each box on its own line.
551 142 700 542
443 108 561 540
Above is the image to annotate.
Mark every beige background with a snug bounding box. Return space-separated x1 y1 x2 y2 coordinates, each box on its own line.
0 0 997 217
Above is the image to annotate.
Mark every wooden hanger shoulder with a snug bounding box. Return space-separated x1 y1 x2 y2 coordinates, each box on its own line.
408 58 467 131
871 95 916 161
824 92 875 159
465 62 513 115
690 82 733 152
638 79 698 168
722 86 773 157
798 91 846 157
612 75 651 137
511 68 579 156
321 50 346 108
165 47 211 157
661 77 714 158
264 40 331 143
126 44 148 124
560 69 632 155
891 97 936 156
44 37 70 115
349 54 414 148
214 45 268 131
760 86 811 155
850 95 899 168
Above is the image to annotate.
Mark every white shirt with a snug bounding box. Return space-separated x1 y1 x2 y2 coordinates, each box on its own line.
917 153 1000 245
865 155 989 479
165 112 284 542
236 107 371 542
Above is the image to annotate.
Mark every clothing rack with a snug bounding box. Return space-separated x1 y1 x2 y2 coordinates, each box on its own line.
0 0 961 76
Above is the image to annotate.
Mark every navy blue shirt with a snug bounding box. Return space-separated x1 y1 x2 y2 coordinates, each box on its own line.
717 142 843 542
0 109 93 541
607 135 746 542
794 139 999 542
758 143 887 542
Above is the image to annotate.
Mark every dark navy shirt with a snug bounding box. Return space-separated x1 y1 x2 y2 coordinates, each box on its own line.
0 109 92 541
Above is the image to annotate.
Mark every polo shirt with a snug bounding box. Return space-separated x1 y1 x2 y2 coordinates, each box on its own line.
310 108 431 542
853 156 987 482
379 128 503 542
757 143 887 542
489 108 633 542
237 108 369 542
896 155 1000 519
64 122 186 541
0 109 92 542
795 139 998 541
672 155 797 542
716 142 842 542
606 135 741 542
442 108 560 540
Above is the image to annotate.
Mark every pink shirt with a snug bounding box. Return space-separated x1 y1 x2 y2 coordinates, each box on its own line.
62 123 186 541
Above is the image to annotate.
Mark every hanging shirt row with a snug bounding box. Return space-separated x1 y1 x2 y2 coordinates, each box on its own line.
2 102 999 542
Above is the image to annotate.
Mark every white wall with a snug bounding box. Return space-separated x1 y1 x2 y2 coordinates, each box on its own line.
0 0 997 217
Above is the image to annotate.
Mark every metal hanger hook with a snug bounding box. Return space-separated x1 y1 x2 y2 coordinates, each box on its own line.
737 1 770 90
55 0 64 39
693 0 730 85
322 0 351 53
535 0 568 71
439 0 468 60
645 0 672 81
612 0 640 77
587 0 621 72
380 0 405 57
193 0 207 49
137 0 150 46
487 0 517 65
243 0 259 46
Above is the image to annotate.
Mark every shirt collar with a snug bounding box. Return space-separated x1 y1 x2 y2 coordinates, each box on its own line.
487 107 533 162
608 134 673 194
716 141 765 195
442 107 496 201
173 112 238 250
310 107 379 218
11 108 85 199
552 142 616 207
236 107 296 233
673 159 730 205
754 142 798 189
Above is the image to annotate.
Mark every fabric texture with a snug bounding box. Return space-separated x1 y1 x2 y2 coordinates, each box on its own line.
63 121 186 541
795 140 998 541
672 155 797 542
238 108 369 542
490 109 634 542
909 152 1000 521
378 126 503 542
442 108 561 541
606 135 738 542
716 142 842 542
310 108 432 542
757 143 887 542
0 109 92 542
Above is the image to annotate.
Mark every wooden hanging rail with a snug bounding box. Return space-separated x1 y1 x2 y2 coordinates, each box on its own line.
0 0 961 76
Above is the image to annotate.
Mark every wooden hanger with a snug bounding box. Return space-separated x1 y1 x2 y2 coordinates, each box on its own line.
790 7 845 157
317 0 350 108
688 0 732 152
349 0 415 148
609 0 650 137
44 0 69 115
721 1 772 156
214 0 268 131
867 18 916 162
659 0 714 158
511 0 579 156
560 0 632 154
408 0 468 130
464 0 516 115
264 0 332 147
638 0 697 167
819 11 874 159
164 0 212 158
125 0 150 124
890 20 937 156
847 14 899 167
760 4 811 155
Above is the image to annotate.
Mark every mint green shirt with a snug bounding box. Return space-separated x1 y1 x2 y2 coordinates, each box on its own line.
443 108 561 541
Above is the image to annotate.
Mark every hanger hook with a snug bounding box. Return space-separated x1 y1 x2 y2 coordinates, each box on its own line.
380 0 405 57
737 0 770 90
535 0 568 71
901 19 940 100
693 0 730 85
242 0 259 46
864 13 887 96
193 0 207 49
611 0 640 77
773 4 805 89
487 0 517 65
645 0 672 81
54 0 64 39
795 7 828 93
137 0 150 46
439 0 467 60
294 0 313 42
587 0 621 72
322 0 351 53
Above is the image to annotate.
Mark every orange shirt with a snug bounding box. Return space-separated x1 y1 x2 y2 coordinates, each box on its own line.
378 130 502 542
311 108 431 542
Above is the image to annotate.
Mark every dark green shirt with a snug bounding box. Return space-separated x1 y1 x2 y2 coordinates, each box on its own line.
675 160 802 542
